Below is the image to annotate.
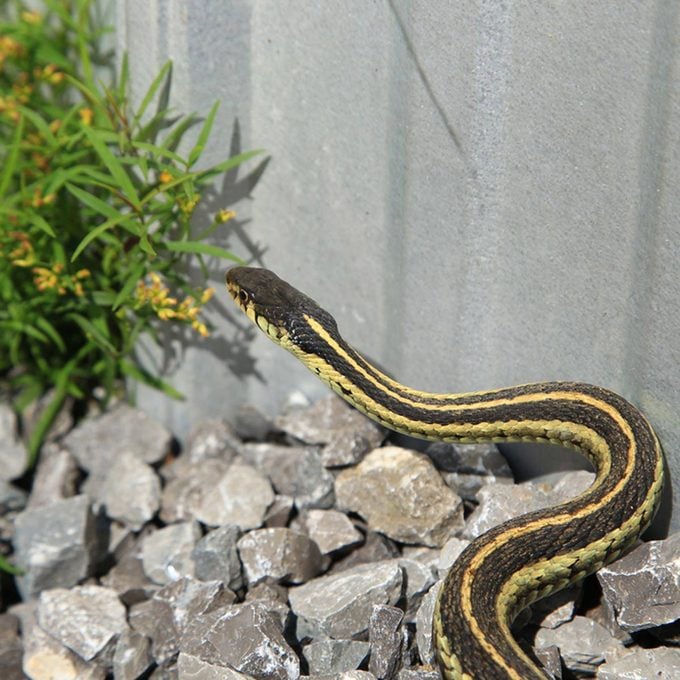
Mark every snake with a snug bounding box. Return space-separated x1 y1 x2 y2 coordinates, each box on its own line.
225 266 665 680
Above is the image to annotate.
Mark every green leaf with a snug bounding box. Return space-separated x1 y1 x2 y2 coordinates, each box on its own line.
66 182 127 222
120 360 184 400
0 321 49 344
197 149 264 179
134 60 173 125
188 101 219 167
0 114 24 200
34 318 66 353
130 141 185 165
163 240 243 263
16 106 57 147
28 214 57 238
67 313 117 354
113 262 145 309
0 555 23 576
81 127 141 207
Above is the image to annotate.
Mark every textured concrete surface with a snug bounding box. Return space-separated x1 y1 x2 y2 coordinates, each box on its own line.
116 1 679 531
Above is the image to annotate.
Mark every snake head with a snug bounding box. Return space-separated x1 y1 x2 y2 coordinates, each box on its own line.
226 267 338 348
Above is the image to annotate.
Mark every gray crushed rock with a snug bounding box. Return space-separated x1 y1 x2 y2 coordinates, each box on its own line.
335 446 464 547
303 639 370 675
368 604 404 678
37 585 128 662
241 442 335 509
303 509 363 555
1 394 675 678
597 533 680 632
191 524 244 591
289 560 403 639
13 494 97 599
141 521 201 585
26 442 79 509
237 527 324 585
98 451 161 529
534 614 627 675
0 404 28 482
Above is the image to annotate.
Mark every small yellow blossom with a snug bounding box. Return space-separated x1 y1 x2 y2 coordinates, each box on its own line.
9 231 35 267
79 107 93 126
32 266 59 291
159 170 173 184
178 194 200 216
21 10 42 24
49 119 61 134
200 287 214 304
216 209 236 224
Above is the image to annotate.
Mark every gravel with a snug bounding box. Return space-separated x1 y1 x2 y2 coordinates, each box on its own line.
0 391 677 679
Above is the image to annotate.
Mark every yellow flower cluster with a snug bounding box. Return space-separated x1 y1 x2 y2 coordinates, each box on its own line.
135 272 214 337
8 231 35 267
32 263 90 296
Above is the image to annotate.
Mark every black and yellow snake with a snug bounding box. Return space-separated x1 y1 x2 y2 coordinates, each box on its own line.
226 266 665 680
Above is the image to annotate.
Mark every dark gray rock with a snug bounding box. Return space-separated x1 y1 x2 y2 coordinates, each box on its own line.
98 451 161 529
0 404 27 481
0 480 27 514
177 651 256 678
180 601 299 679
264 494 295 527
335 447 464 548
113 629 152 680
238 528 324 586
303 509 363 555
289 560 403 640
368 604 404 679
396 670 440 680
597 647 680 680
0 614 23 680
436 537 469 580
191 524 244 591
101 553 158 606
185 418 241 462
141 521 201 585
598 533 680 632
233 404 273 441
241 443 335 510
398 558 436 623
14 494 97 599
331 532 398 573
25 442 79 508
303 639 370 675
534 615 627 675
63 402 172 471
414 583 441 666
37 585 128 663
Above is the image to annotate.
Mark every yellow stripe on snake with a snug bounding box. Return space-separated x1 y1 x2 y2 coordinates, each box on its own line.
226 266 665 679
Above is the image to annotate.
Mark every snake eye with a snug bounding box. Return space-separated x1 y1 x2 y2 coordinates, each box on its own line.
238 289 250 305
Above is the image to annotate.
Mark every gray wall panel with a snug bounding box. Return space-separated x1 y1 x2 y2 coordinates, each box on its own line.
117 1 679 530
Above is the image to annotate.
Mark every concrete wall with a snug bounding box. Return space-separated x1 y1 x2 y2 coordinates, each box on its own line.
116 1 679 532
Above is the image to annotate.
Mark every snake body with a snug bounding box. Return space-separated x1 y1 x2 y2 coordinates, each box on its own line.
226 266 665 679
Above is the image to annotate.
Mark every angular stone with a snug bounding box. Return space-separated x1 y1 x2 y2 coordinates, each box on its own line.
304 509 363 555
98 451 161 529
414 583 441 667
0 613 23 680
396 670 440 680
331 532 398 573
237 528 324 585
0 404 27 481
177 651 255 678
191 525 244 591
530 584 581 630
164 461 274 529
275 393 382 448
533 645 563 680
335 447 464 548
141 521 201 585
64 403 172 471
597 647 680 680
37 585 128 662
534 615 627 674
310 674 377 680
264 495 295 528
462 471 593 540
14 494 97 599
398 558 437 622
436 537 470 579
13 601 105 680
233 404 273 441
434 442 513 500
160 458 231 523
303 639 370 675
26 442 79 509
368 604 404 679
0 480 27 514
101 553 158 606
180 601 299 679
113 629 152 680
185 419 241 462
597 533 680 632
241 443 334 510
129 599 177 666
289 560 403 639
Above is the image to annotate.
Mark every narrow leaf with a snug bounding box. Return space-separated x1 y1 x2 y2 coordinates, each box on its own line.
163 240 243 262
120 360 184 400
0 114 24 200
188 101 219 167
134 60 172 125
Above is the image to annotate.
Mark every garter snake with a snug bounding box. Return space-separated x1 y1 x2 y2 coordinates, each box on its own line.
225 266 665 680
